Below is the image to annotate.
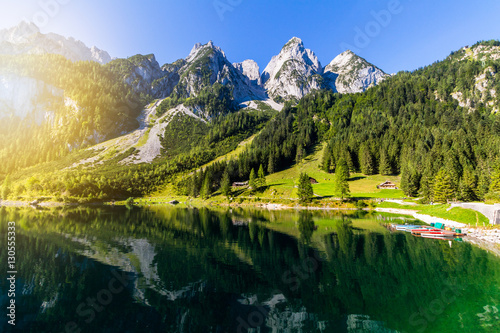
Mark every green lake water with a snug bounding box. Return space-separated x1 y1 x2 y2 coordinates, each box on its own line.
0 206 499 332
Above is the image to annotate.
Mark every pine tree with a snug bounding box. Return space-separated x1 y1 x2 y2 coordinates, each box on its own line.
342 149 354 174
267 151 275 174
297 172 313 204
359 144 375 175
336 158 350 181
249 168 257 190
379 148 392 175
333 159 350 200
490 167 500 193
444 154 461 194
477 167 491 200
257 164 266 189
221 168 231 197
433 169 454 203
459 167 477 201
200 171 212 199
401 166 419 197
419 169 433 202
190 170 199 197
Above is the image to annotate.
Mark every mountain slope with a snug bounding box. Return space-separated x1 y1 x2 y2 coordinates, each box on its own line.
448 41 500 113
0 53 142 173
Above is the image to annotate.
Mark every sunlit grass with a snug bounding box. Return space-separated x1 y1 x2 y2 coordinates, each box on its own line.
377 202 490 225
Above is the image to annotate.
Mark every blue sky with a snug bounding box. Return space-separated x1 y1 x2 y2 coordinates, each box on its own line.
1 0 499 74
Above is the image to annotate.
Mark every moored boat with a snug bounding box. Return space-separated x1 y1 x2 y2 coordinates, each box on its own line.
411 228 441 235
389 223 467 239
421 234 457 240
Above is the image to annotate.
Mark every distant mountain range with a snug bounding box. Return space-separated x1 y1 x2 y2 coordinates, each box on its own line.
108 36 388 104
1 21 499 203
0 20 390 166
0 21 387 108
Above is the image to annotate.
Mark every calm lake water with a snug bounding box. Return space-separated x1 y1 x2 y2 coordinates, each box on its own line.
0 206 499 333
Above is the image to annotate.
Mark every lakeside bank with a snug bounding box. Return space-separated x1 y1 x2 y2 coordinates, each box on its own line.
2 197 499 250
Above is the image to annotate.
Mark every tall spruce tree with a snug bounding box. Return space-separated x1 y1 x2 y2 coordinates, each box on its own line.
200 171 212 199
190 170 199 197
296 146 305 164
297 172 314 204
379 148 392 175
490 166 500 194
322 145 332 173
257 164 266 189
221 168 231 197
459 167 477 201
334 159 350 200
249 168 257 190
433 169 454 203
401 165 420 197
268 151 275 174
359 144 375 175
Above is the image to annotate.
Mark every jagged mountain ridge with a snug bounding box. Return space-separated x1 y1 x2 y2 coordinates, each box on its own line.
104 36 388 106
107 41 266 103
171 41 265 102
104 54 180 99
0 21 388 111
0 21 111 64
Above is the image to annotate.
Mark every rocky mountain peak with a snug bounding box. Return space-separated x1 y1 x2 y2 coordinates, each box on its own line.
186 40 225 62
90 45 112 64
282 37 303 49
323 50 387 94
325 50 360 72
172 41 264 103
261 37 322 101
233 59 261 87
0 21 40 44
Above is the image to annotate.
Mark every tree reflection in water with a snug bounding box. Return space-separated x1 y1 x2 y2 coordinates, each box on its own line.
0 206 499 333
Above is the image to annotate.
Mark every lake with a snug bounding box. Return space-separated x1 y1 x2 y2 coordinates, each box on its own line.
1 206 499 333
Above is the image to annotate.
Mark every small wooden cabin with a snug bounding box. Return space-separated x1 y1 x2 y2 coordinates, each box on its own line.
309 178 318 184
377 181 398 190
232 181 249 187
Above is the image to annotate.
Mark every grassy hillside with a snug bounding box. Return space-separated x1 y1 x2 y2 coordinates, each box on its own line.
154 141 404 200
256 143 404 200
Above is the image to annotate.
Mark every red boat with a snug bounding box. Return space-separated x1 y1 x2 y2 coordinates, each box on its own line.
421 234 456 240
411 228 441 235
421 231 459 238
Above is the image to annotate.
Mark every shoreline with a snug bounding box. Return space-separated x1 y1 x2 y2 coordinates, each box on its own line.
0 200 70 207
2 199 499 249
